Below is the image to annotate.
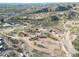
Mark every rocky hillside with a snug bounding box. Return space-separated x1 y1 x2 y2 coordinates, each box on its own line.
0 3 79 57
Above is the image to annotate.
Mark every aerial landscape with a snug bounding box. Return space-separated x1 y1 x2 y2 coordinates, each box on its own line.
0 3 79 57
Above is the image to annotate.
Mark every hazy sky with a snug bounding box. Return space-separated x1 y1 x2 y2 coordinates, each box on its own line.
0 0 78 3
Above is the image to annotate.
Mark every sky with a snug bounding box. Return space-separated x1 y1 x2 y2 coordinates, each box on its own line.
0 0 79 3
